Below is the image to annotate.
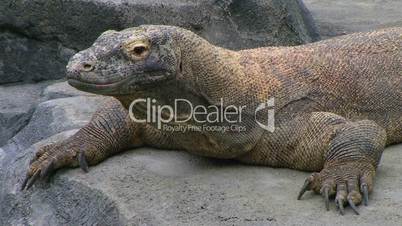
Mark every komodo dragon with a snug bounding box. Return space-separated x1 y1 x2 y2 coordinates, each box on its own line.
22 25 401 215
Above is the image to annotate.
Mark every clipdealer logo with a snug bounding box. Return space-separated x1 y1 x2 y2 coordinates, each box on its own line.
254 98 275 132
128 98 275 132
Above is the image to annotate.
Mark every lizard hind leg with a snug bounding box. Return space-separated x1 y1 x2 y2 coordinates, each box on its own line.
297 117 386 215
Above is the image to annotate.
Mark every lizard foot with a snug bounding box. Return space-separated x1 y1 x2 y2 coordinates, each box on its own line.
297 160 375 215
21 141 91 191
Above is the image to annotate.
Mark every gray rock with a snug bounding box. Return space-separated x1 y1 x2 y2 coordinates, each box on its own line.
0 80 100 146
1 129 402 225
0 82 50 146
1 0 319 51
304 0 402 39
42 81 95 100
0 130 125 226
0 0 319 84
4 95 112 151
0 31 75 84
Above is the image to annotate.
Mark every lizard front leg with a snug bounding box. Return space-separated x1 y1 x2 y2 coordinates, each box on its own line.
21 98 143 190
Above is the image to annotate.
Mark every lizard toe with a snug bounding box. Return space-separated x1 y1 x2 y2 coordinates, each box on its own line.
335 182 348 215
21 142 84 191
320 180 336 211
78 151 89 173
297 172 321 200
297 161 375 215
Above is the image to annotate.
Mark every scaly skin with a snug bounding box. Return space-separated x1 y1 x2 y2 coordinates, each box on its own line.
22 25 401 215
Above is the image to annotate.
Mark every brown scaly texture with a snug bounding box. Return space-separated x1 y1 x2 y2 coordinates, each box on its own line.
22 25 401 215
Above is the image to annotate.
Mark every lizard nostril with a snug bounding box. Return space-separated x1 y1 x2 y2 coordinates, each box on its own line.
82 62 95 72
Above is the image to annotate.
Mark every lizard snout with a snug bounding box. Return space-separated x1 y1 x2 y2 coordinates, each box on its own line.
66 61 95 80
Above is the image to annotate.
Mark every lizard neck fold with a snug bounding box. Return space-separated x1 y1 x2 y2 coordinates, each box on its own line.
174 30 247 105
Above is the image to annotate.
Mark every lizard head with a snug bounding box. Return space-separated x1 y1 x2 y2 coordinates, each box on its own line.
66 26 181 95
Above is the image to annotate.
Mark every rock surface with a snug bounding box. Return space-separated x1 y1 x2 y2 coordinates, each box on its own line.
0 31 75 84
0 81 94 147
4 95 111 151
304 0 402 39
0 0 319 84
1 0 319 50
42 80 94 100
0 81 50 146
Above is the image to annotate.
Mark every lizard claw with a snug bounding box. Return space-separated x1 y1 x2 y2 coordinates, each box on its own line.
21 170 41 191
297 161 375 215
361 183 369 206
297 172 320 200
322 186 330 211
20 173 30 191
40 161 55 179
21 141 93 191
347 197 360 215
78 151 89 173
297 177 311 200
336 198 345 215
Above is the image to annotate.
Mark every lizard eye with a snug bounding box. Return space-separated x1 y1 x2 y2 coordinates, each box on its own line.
123 40 150 60
133 45 148 56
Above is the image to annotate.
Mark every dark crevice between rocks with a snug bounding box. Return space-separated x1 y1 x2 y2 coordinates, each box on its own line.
294 0 321 42
0 80 59 147
0 107 36 147
0 24 44 43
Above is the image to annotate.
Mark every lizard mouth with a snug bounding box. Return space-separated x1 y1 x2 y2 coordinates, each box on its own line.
67 78 128 95
68 73 169 95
